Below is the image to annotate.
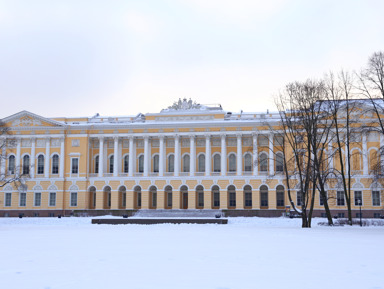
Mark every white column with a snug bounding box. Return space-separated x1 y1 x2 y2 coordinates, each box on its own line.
221 134 227 176
236 134 242 176
205 134 211 176
44 137 50 178
98 136 104 177
1 138 6 176
174 135 180 176
159 136 164 177
253 134 258 176
30 138 36 179
128 136 134 177
113 136 119 177
59 137 65 178
269 133 274 175
328 141 333 171
362 133 368 175
190 135 196 176
144 136 149 177
15 138 21 176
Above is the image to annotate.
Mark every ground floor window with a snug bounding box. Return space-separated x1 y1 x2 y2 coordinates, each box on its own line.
354 191 362 206
228 186 236 207
70 192 78 207
34 192 41 207
49 192 56 207
372 191 381 206
260 186 268 207
19 192 26 207
212 186 220 207
337 191 345 206
4 193 11 207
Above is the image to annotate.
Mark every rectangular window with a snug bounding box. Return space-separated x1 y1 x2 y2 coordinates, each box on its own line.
320 191 327 206
137 192 142 207
374 212 381 218
260 193 268 207
372 191 381 206
52 156 59 174
152 192 157 207
167 192 172 208
4 193 12 207
337 191 345 206
276 192 284 207
245 192 252 207
19 192 26 207
213 192 220 207
356 213 362 218
297 191 302 206
122 193 126 207
34 192 41 207
198 192 204 207
49 192 56 207
338 212 345 218
70 192 77 207
229 192 236 207
354 191 362 206
71 158 79 174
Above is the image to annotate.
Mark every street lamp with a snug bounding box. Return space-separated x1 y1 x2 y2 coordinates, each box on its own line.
358 199 362 227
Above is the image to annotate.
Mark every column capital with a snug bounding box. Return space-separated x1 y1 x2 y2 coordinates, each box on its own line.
45 136 51 141
189 134 196 139
220 133 226 139
113 135 119 141
252 132 258 137
236 133 242 138
205 133 211 139
159 135 165 140
98 136 105 141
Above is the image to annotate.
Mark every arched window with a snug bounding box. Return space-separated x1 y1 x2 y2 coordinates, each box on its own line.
104 186 111 208
109 155 114 173
352 150 362 172
198 154 205 172
134 186 142 208
260 185 268 207
228 154 236 172
369 149 379 173
52 155 59 174
168 154 174 172
228 185 236 207
149 186 157 208
89 186 96 209
213 154 221 172
165 186 172 208
244 185 252 207
244 153 252 172
259 153 268 172
22 155 30 175
138 155 144 173
276 152 284 172
196 185 204 208
37 155 44 175
8 155 15 174
153 155 159 173
183 154 190 172
95 156 99 174
212 185 220 208
124 155 129 173
276 185 285 207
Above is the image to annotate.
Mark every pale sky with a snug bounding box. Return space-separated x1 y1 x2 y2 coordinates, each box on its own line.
1 0 383 118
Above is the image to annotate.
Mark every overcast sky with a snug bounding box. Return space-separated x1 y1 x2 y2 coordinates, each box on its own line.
1 0 383 118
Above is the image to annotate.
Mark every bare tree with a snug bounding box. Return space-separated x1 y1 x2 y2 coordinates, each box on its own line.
276 80 333 227
0 121 29 189
325 71 362 225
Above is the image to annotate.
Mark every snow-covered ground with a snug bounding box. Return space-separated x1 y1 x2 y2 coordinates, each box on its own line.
0 217 383 289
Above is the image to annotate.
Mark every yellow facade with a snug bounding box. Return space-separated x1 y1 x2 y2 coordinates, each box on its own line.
0 100 383 218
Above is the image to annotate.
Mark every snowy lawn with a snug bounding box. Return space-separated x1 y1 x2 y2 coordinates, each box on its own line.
0 217 383 289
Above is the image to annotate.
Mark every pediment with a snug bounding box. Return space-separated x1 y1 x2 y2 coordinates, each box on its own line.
1 111 65 128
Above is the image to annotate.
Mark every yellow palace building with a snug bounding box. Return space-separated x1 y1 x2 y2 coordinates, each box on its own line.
0 99 383 218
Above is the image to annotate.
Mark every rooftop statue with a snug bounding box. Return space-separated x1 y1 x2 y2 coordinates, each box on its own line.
162 98 203 112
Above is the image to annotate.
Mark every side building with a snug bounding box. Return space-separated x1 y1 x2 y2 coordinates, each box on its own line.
0 99 383 217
